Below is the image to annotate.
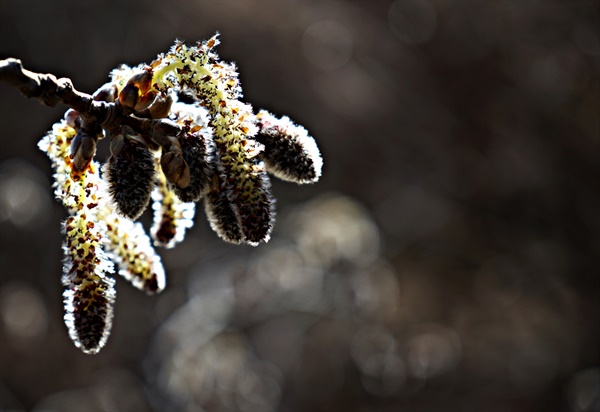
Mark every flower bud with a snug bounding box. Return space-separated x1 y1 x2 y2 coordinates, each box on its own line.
126 69 153 94
64 109 80 129
135 93 174 120
152 118 181 143
146 93 173 119
118 83 139 109
70 130 97 172
92 82 118 102
134 90 157 113
109 133 127 157
161 149 190 188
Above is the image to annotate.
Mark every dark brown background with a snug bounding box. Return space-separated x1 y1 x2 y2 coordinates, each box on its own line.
0 1 598 411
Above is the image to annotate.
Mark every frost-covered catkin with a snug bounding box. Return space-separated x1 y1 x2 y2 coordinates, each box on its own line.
39 121 115 354
104 135 156 220
255 110 323 184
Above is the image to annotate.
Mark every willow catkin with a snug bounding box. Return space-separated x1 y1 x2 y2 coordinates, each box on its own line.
101 209 166 294
151 36 275 245
204 173 244 245
104 135 156 220
62 211 116 353
255 110 323 184
27 33 323 354
172 123 214 203
150 154 196 249
39 121 116 354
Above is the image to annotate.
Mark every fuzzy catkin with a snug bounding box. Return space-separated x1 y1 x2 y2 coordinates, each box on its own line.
39 121 116 354
62 213 116 354
172 126 214 203
104 137 156 220
31 33 323 354
101 210 166 294
151 156 195 249
204 174 244 244
151 36 275 245
233 164 275 245
255 110 323 184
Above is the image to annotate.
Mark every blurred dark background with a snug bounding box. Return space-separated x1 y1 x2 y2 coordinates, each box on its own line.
1 1 599 411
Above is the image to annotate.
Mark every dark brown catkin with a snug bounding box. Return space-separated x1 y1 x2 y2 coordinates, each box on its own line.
204 175 244 244
104 137 156 220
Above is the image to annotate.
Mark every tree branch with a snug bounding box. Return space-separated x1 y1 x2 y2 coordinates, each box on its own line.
0 58 182 137
1 58 85 109
0 58 189 185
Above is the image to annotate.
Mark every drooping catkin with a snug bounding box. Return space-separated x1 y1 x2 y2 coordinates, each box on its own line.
28 33 323 355
103 134 156 220
204 174 244 245
151 154 195 249
151 36 275 245
170 101 214 203
100 207 166 294
255 110 323 184
61 212 116 354
39 121 116 354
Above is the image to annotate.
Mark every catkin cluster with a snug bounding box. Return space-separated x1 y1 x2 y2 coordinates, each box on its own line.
38 34 322 354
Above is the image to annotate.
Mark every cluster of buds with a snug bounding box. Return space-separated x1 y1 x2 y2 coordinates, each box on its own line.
2 34 323 354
